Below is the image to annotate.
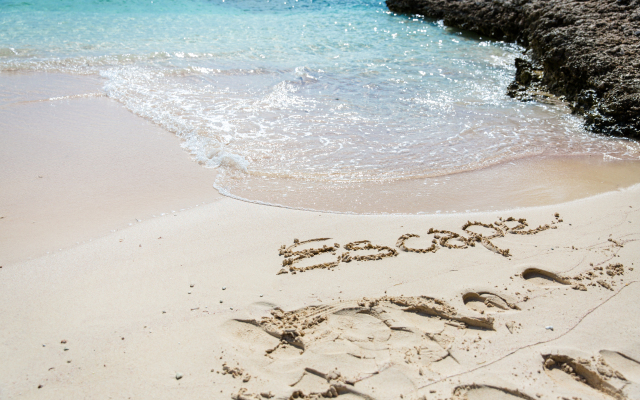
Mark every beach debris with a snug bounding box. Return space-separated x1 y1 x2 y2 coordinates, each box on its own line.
190 284 194 288
60 340 67 344
38 384 43 389
63 347 69 351
175 373 183 380
222 287 226 290
220 300 224 303
545 326 554 331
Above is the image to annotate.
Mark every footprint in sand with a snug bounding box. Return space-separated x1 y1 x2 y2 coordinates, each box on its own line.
522 264 628 292
543 351 640 399
462 292 520 314
600 350 640 399
521 268 571 287
222 296 494 399
452 384 536 400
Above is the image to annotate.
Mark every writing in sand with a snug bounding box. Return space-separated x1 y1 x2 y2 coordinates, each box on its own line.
277 214 563 274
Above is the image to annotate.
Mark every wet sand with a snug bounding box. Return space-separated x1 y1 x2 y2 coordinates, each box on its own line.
226 155 640 214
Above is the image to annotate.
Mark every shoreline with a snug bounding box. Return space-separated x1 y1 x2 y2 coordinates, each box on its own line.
219 154 640 215
0 89 640 265
2 77 640 266
386 0 640 138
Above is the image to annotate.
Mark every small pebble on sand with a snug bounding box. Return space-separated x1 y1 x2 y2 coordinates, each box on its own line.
176 373 183 380
222 287 226 290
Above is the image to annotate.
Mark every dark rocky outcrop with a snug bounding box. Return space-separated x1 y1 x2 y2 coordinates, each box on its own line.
386 0 640 138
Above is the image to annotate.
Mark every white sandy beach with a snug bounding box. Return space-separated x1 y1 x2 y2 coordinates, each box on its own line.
1 94 640 400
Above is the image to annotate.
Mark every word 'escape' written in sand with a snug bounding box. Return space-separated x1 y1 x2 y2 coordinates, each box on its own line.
277 214 563 275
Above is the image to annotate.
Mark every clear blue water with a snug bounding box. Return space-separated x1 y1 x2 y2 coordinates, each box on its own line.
2 0 638 209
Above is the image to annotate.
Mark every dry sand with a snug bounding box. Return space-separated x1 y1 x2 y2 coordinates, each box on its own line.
0 95 221 265
1 92 640 400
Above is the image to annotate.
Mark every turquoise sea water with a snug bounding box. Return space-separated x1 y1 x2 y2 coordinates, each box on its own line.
2 0 639 209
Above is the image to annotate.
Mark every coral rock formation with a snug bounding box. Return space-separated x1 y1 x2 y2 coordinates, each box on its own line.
386 0 640 137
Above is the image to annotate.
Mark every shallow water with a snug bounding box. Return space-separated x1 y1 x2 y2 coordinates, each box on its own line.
2 0 639 213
